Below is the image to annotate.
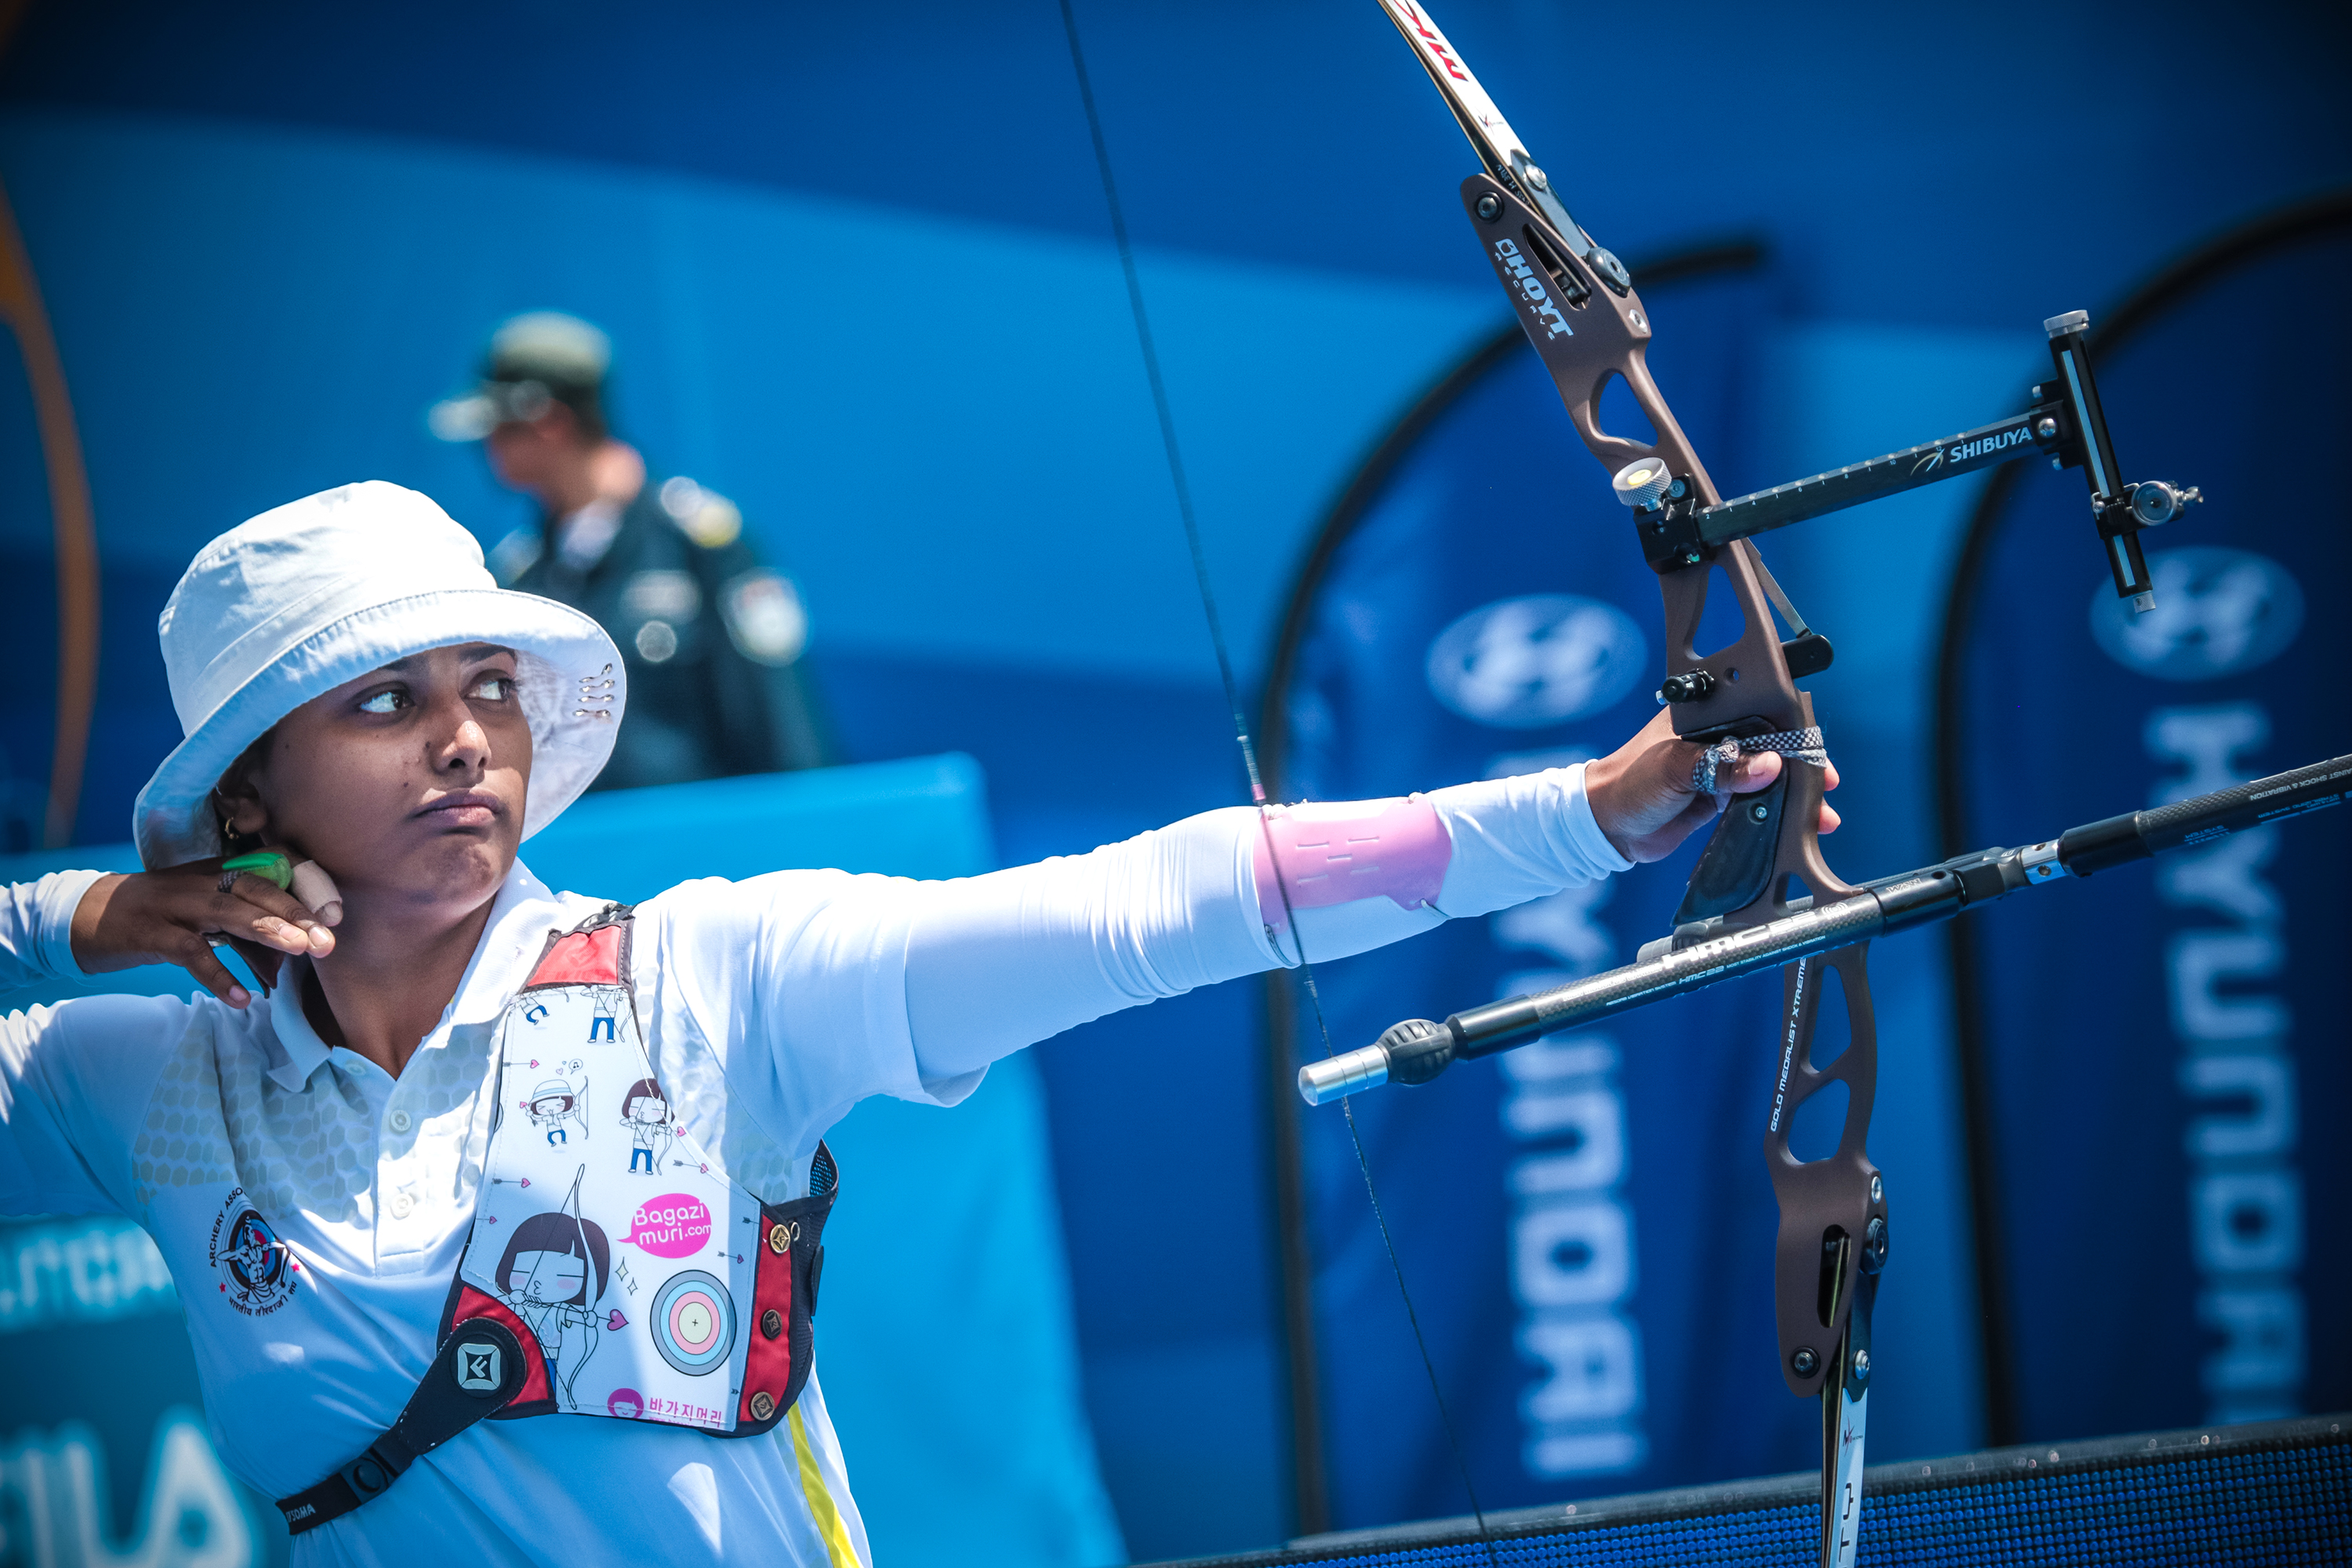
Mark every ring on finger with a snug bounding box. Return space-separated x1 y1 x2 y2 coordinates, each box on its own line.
217 869 241 894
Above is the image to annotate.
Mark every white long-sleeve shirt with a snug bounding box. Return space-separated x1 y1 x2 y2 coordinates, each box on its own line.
0 769 1628 1568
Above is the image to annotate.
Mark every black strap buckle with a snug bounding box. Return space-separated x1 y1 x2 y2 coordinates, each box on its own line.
277 1317 525 1534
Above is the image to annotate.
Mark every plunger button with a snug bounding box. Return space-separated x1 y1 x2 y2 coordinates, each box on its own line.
1613 458 1675 510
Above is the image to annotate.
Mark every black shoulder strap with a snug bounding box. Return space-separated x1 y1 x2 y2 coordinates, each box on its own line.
276 1317 528 1534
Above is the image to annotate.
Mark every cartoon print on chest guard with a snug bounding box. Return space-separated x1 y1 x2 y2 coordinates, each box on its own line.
494 1169 611 1407
456 907 822 1445
619 1076 676 1174
523 1065 589 1146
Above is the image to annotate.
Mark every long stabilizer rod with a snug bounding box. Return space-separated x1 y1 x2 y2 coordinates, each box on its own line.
1298 750 2352 1104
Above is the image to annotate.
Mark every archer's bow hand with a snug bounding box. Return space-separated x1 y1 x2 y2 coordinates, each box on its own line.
1584 707 1841 864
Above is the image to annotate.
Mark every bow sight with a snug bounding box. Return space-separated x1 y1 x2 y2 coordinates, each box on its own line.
1312 5 2252 1566
1620 307 2200 610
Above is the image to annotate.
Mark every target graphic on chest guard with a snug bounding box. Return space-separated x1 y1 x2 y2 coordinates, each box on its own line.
648 1270 736 1375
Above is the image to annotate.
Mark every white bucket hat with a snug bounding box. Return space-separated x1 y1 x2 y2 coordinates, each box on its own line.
133 481 625 869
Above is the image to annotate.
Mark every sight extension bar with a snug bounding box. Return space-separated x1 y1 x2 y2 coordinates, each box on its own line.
1298 750 2352 1105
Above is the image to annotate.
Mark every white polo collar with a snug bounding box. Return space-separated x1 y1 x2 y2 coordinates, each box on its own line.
259 859 573 1091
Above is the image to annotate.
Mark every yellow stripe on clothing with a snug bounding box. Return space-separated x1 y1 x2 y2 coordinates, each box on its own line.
787 1403 862 1568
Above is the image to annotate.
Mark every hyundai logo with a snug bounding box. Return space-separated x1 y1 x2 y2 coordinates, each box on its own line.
2091 547 2303 681
1426 594 1648 728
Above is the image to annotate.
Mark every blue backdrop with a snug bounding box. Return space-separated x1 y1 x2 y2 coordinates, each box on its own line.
1944 211 2350 1442
2 2 2348 1556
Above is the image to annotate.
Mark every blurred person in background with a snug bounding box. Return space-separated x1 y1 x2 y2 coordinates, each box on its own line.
430 311 830 788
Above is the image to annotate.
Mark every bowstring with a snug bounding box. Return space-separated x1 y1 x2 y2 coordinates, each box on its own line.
1054 5 1500 1558
1053 0 1255 797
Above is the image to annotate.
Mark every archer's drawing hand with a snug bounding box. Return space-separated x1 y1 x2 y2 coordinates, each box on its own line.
1584 706 1841 864
69 862 336 1007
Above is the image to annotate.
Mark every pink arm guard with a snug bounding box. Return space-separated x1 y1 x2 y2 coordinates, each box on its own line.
1250 797 1451 933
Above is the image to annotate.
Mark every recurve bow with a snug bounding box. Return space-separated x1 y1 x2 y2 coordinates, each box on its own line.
1292 4 2204 1563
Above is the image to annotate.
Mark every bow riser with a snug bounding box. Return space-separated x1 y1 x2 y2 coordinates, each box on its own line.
1463 172 1855 930
1456 177 1699 486
1777 943 1889 1568
1769 945 1889 1403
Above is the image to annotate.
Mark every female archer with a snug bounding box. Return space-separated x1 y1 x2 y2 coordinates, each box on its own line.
0 484 1831 1565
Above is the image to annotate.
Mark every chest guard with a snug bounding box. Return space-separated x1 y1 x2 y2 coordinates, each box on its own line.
276 906 836 1535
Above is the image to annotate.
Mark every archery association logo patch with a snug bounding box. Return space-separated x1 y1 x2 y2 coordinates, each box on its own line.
207 1187 299 1316
1426 593 1647 728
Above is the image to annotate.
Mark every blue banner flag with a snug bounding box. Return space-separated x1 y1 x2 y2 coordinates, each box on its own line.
1267 251 1844 1527
1940 201 2351 1443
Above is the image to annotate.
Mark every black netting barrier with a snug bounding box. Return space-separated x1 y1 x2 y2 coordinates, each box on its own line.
1145 1415 2348 1566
